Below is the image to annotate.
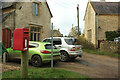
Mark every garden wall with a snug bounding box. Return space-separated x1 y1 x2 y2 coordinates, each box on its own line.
100 41 120 53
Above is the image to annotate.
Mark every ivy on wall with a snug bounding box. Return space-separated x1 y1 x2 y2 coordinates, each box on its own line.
105 30 120 41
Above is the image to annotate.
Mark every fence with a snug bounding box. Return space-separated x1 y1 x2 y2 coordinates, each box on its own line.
100 41 120 53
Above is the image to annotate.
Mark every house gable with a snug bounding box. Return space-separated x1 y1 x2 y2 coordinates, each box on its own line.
45 2 53 18
84 2 96 21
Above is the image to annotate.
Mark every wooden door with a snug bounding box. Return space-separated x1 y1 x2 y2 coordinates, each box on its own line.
2 28 11 48
98 40 104 48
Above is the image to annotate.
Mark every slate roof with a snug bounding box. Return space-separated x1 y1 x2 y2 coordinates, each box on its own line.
1 2 15 9
0 12 13 22
91 2 120 14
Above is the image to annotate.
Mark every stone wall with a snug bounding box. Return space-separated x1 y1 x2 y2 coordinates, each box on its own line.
100 41 120 53
15 2 51 41
98 15 119 40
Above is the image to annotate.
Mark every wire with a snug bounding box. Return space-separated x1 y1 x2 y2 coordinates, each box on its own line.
51 0 77 10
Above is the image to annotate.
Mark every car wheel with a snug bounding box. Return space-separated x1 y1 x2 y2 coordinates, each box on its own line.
31 55 42 67
60 51 69 62
2 52 9 62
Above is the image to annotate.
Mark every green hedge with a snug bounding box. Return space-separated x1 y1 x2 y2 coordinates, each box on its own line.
105 31 120 41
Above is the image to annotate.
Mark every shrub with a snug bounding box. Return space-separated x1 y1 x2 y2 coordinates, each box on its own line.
77 36 95 50
105 31 120 41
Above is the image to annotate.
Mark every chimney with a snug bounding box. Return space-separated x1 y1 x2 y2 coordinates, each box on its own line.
100 0 105 2
58 28 60 31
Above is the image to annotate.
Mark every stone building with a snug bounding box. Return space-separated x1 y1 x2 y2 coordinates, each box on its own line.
53 29 63 37
84 1 120 48
2 1 52 48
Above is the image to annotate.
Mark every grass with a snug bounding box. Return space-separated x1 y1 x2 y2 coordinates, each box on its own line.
2 68 90 79
83 49 119 58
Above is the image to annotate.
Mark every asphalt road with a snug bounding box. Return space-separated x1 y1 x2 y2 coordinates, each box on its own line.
2 52 119 78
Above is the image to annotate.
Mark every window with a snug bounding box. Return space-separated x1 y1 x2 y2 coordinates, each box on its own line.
32 3 35 15
43 39 51 43
65 39 78 45
87 29 92 42
45 44 57 49
33 2 39 16
30 27 41 41
53 38 62 45
29 43 39 48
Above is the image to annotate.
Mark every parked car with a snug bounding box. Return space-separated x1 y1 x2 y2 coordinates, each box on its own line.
114 37 120 42
42 37 82 61
7 41 60 67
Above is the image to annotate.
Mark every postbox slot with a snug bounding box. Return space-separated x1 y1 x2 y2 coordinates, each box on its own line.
24 32 29 37
24 32 29 34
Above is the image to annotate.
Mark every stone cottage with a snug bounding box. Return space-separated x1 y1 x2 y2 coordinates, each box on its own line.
2 1 52 48
84 1 120 48
53 29 63 37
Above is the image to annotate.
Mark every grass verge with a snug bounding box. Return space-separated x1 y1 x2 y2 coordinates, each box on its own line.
83 49 119 58
2 68 90 79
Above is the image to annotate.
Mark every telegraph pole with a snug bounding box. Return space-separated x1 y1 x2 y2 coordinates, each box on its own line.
51 23 53 68
77 4 80 37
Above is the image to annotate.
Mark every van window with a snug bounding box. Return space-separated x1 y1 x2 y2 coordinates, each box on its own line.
53 38 62 45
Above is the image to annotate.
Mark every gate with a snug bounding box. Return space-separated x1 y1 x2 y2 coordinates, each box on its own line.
2 28 11 48
98 40 104 48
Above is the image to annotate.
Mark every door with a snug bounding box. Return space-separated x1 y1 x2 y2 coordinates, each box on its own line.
2 28 11 48
98 40 104 48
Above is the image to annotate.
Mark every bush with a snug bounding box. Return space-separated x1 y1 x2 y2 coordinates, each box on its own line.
77 36 95 50
105 31 120 41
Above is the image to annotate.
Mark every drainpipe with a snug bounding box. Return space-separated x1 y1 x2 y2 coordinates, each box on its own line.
12 4 16 47
96 13 99 48
13 3 16 31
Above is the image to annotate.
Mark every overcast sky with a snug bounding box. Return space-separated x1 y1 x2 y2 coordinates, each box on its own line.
47 0 120 36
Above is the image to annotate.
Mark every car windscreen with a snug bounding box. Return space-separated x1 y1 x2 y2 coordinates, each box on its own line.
43 39 51 43
45 44 57 49
29 43 39 48
65 39 79 45
118 38 120 42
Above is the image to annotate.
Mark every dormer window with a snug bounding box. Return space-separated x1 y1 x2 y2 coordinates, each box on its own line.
32 2 39 16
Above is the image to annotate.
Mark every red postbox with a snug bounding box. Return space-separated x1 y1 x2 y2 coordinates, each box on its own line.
13 28 29 51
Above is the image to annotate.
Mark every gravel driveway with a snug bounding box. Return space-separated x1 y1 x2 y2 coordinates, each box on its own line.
1 52 119 78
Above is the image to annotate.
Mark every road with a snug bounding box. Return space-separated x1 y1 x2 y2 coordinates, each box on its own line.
2 52 119 78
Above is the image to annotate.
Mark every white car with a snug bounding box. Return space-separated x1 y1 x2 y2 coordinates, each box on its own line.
42 37 82 61
114 37 120 42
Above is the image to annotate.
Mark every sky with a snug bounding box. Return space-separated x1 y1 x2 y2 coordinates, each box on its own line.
47 0 120 36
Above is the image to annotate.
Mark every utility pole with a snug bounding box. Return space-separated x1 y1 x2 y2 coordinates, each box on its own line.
77 4 80 37
51 23 53 68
